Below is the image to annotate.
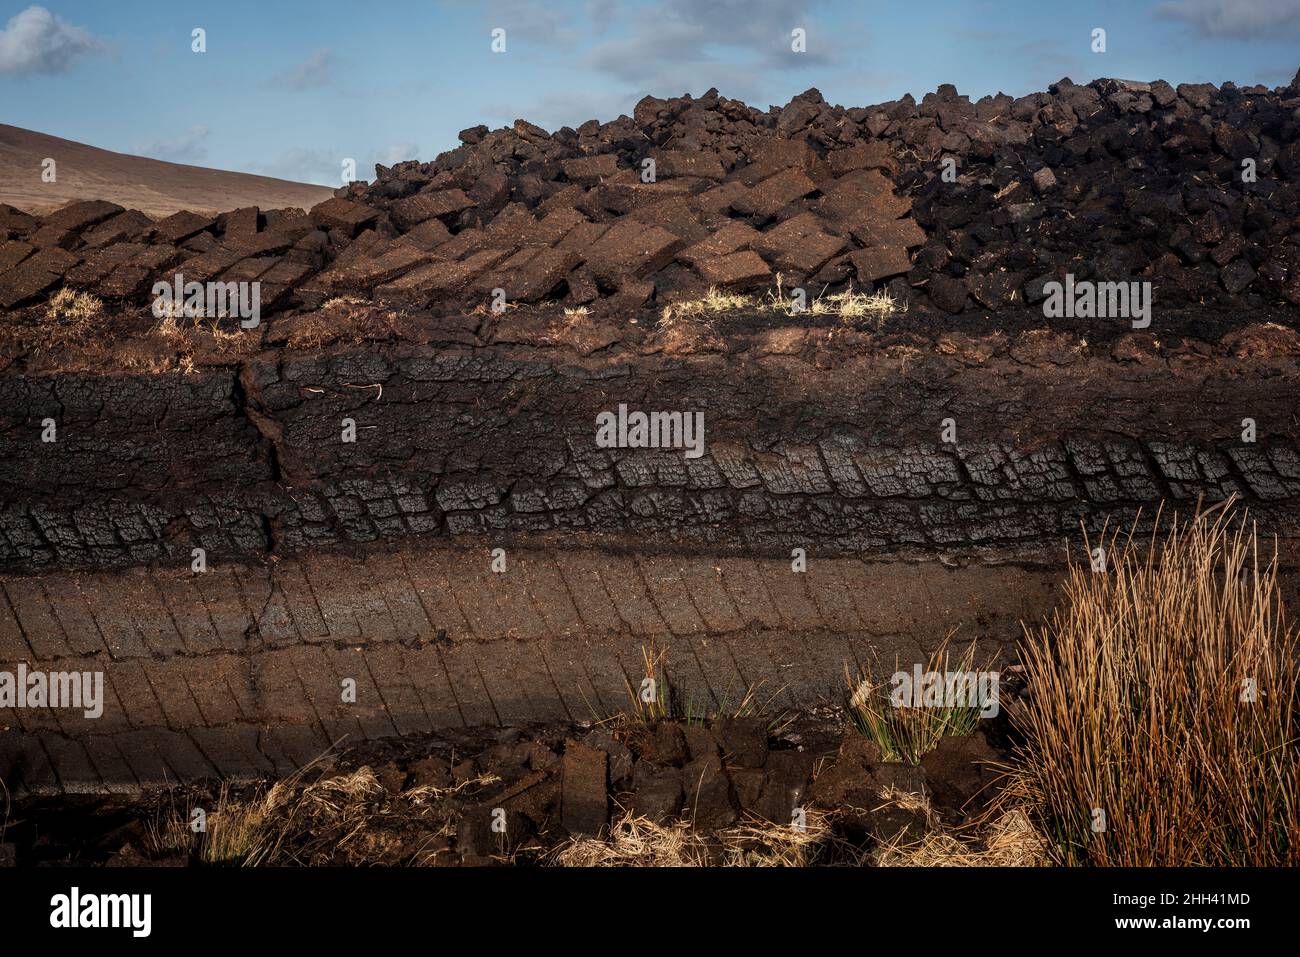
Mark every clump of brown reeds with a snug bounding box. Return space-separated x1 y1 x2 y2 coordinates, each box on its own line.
1006 499 1300 866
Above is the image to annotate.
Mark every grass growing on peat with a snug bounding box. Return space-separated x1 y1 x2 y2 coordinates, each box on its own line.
1005 501 1300 866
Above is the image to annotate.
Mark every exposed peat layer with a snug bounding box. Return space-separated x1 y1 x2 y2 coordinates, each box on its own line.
1 75 1299 864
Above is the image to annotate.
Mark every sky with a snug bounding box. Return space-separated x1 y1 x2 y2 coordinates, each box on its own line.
1 0 1297 186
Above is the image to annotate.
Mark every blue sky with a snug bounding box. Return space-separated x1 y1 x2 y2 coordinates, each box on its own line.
1 0 1297 185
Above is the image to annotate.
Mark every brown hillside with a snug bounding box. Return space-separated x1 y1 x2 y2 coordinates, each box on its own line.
0 124 333 218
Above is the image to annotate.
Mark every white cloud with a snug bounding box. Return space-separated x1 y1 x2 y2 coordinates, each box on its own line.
465 0 863 123
249 147 342 185
477 0 583 45
375 142 420 167
0 5 103 75
579 0 841 104
271 49 336 90
134 125 211 164
1156 0 1300 39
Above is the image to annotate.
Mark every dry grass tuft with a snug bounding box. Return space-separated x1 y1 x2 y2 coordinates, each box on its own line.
151 311 257 361
404 772 500 806
660 276 904 332
845 633 985 764
877 808 1049 867
322 295 368 310
660 279 901 330
27 288 104 352
151 762 476 866
548 813 711 867
766 275 902 325
282 301 400 350
660 286 752 326
1006 500 1300 866
200 780 284 865
546 807 843 867
717 810 841 866
621 641 672 726
242 767 391 865
806 285 901 326
45 288 103 324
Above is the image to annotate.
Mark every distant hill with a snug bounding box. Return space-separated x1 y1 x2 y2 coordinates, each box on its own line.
0 125 334 218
